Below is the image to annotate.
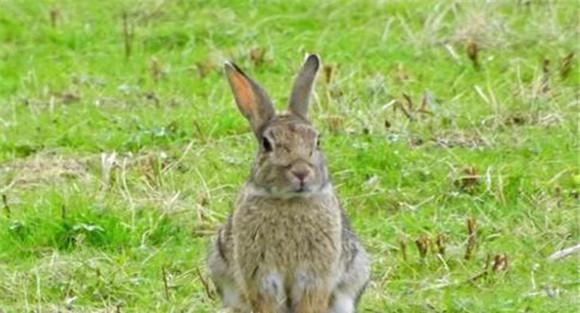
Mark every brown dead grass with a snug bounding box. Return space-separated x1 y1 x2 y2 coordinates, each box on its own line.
432 130 492 149
0 152 91 190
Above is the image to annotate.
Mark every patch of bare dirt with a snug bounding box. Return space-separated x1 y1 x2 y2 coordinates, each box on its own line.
1 152 91 190
432 130 492 149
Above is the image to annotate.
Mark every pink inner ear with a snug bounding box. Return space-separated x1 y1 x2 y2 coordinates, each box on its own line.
229 72 256 118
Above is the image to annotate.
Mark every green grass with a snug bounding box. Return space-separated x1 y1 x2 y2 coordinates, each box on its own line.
0 0 579 312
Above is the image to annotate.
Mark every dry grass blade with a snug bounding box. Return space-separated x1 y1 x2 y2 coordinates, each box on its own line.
399 238 408 261
415 235 429 259
249 47 267 67
122 12 134 59
492 254 508 272
559 52 574 79
467 254 492 283
198 61 215 78
402 93 414 111
384 119 391 129
483 253 491 270
541 58 550 93
548 244 580 261
467 269 487 283
322 64 335 84
2 194 10 218
150 58 161 82
466 39 480 70
49 9 59 27
435 234 446 256
444 44 461 64
61 204 67 221
455 166 480 192
192 120 206 143
144 92 160 106
325 115 344 134
464 217 477 260
196 267 216 300
395 100 414 121
192 225 216 237
161 266 170 300
418 92 434 115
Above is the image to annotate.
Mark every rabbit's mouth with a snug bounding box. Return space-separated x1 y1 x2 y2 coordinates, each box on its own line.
291 178 314 194
271 184 314 197
295 185 309 193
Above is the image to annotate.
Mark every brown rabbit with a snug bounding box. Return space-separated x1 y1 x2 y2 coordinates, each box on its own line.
208 54 370 313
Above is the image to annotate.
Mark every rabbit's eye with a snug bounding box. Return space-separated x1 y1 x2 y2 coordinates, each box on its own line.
316 136 321 149
262 136 273 152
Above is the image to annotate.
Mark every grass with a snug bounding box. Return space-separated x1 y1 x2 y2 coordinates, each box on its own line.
0 0 579 312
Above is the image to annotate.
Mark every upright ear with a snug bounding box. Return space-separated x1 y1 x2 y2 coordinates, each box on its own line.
224 62 275 136
288 54 320 120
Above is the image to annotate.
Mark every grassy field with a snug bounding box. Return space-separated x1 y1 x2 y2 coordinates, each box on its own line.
0 0 579 312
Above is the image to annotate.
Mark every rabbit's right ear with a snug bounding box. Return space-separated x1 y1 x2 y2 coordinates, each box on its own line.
224 62 275 136
288 54 320 120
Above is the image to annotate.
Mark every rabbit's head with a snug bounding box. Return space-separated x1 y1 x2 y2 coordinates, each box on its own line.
225 54 328 198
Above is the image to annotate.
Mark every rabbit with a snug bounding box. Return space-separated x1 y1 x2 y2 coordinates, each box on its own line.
207 54 370 313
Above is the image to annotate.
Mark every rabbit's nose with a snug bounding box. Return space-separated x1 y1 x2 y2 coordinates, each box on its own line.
292 170 309 182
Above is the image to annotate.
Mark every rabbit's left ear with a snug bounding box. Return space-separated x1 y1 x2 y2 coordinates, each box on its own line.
224 62 275 137
288 54 320 120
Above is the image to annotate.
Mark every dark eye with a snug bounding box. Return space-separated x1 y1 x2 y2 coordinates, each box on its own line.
316 136 321 149
262 136 273 152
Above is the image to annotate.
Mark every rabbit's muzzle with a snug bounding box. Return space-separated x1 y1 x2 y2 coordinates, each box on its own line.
287 160 315 192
